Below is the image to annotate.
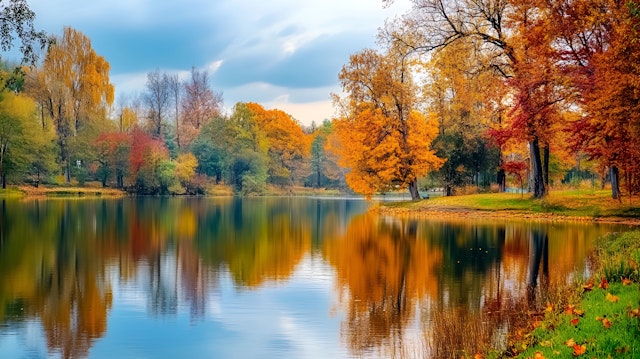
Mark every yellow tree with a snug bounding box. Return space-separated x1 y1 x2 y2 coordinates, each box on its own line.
246 102 311 186
27 27 114 182
332 48 443 200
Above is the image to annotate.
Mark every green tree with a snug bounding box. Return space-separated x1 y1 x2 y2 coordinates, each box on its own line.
228 103 269 194
0 89 56 187
307 120 342 188
191 116 232 183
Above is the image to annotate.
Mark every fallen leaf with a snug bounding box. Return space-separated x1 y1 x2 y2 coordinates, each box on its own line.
564 304 575 314
565 338 576 347
583 281 594 291
545 302 553 312
573 309 584 317
602 318 612 328
596 316 604 321
599 277 609 289
473 353 484 359
540 340 552 347
622 278 632 286
573 344 586 356
571 317 580 326
606 292 619 303
629 308 640 318
534 351 545 359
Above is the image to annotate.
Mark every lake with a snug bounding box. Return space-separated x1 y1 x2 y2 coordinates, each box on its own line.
0 197 632 358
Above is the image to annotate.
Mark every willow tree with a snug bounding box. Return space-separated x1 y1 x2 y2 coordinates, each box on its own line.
27 27 114 182
332 48 443 200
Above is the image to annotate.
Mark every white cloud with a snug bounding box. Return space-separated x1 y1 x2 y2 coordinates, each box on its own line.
31 0 414 124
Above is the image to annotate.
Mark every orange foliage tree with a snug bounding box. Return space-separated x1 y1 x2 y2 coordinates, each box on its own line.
332 48 443 200
554 0 640 199
246 102 311 186
382 0 571 198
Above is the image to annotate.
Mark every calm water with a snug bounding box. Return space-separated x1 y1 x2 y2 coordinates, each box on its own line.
0 197 632 358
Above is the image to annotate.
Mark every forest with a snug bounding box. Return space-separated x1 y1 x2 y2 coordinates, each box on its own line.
0 0 639 199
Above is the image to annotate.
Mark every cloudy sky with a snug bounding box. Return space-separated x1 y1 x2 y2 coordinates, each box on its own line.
27 0 411 126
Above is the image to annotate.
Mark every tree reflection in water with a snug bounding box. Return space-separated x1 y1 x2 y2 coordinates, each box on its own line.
0 198 625 358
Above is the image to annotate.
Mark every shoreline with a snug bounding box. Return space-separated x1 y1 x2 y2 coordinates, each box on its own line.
373 203 640 226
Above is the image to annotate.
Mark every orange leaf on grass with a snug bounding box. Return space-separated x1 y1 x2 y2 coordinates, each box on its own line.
602 318 612 328
564 304 575 314
565 338 576 347
571 317 580 326
605 292 619 303
621 278 632 286
582 281 594 292
534 351 545 359
573 344 586 356
599 277 608 289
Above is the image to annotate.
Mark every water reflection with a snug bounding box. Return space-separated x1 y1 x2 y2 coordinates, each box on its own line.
0 198 630 358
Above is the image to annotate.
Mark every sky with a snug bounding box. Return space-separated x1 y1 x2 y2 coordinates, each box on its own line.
26 0 412 127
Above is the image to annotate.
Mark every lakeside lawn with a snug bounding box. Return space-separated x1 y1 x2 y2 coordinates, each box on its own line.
498 230 640 359
380 189 640 221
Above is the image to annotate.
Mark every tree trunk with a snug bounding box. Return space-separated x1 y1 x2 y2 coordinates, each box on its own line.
529 138 546 198
610 166 621 200
408 179 420 201
497 168 506 192
543 143 550 187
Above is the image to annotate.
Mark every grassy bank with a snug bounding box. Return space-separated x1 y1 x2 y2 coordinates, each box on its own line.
2 185 128 198
501 230 640 358
378 189 640 223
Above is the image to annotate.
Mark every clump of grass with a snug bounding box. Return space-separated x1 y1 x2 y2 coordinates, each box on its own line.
595 231 640 283
428 308 495 358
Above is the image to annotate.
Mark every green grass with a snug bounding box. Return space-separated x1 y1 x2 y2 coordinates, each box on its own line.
382 189 640 220
502 231 640 358
515 283 640 358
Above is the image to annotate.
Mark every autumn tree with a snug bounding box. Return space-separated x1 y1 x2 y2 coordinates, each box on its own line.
383 0 568 198
551 0 640 199
144 69 170 138
333 48 443 200
26 27 114 182
114 94 138 133
246 102 311 186
425 39 502 195
94 131 130 188
180 67 223 150
129 127 171 193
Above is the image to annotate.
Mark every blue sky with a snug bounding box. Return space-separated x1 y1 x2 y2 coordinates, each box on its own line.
27 0 411 126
